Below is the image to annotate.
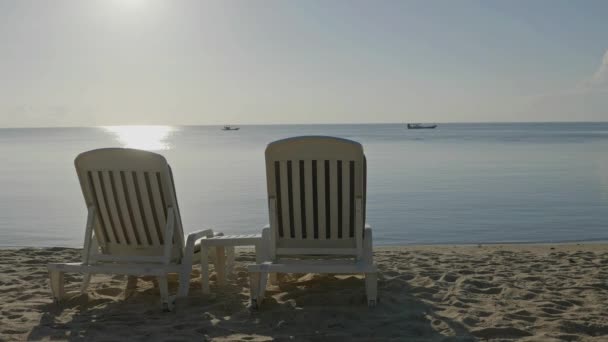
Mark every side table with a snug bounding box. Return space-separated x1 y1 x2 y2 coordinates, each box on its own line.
199 234 265 294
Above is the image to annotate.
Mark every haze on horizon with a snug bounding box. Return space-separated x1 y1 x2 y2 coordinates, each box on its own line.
1 0 607 128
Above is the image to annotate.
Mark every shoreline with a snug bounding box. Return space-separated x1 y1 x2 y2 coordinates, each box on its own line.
4 239 608 250
1 244 607 341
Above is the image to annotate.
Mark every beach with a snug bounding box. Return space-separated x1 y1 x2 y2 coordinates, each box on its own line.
1 244 607 341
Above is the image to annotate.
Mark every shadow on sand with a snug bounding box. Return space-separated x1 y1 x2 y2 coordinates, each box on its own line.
28 263 475 341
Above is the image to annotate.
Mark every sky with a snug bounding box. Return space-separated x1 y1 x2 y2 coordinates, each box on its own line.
0 0 607 128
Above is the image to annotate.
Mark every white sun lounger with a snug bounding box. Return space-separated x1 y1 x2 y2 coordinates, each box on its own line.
248 136 378 308
47 148 225 311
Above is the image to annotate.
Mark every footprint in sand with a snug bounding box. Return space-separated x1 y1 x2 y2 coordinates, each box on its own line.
5 313 23 319
540 306 564 315
551 299 579 308
95 287 123 297
471 327 532 339
1 328 29 335
449 300 470 309
456 278 503 295
504 309 537 323
439 272 459 282
173 323 198 331
16 293 36 301
560 321 608 336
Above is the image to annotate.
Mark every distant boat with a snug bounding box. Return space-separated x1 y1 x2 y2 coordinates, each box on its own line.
221 125 240 131
407 123 437 129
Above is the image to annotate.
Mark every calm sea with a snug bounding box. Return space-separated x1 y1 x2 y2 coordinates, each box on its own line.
2 123 608 247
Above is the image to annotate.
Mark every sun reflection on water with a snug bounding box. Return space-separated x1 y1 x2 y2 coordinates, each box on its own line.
102 125 176 151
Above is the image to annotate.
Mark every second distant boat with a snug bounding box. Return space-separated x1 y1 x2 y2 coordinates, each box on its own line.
222 125 240 131
407 123 437 129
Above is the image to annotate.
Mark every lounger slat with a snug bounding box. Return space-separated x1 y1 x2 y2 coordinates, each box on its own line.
86 171 108 243
330 160 339 240
136 171 161 246
291 160 302 240
112 171 139 245
279 161 292 239
274 161 284 239
101 171 128 245
91 171 118 244
354 165 363 242
304 160 315 240
349 161 355 238
155 173 168 222
120 171 151 246
342 161 350 239
316 160 326 240
122 171 149 246
147 172 167 241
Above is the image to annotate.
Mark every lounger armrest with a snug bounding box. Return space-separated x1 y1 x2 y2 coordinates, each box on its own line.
255 225 272 263
184 229 223 254
182 229 215 267
261 224 270 243
364 226 373 239
185 229 215 248
261 224 270 233
260 224 270 243
363 226 374 265
259 225 270 242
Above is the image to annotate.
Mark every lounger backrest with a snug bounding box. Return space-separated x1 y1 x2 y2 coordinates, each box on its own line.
75 148 184 261
265 136 367 258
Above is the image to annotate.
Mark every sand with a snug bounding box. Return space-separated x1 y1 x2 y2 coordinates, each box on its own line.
1 244 607 341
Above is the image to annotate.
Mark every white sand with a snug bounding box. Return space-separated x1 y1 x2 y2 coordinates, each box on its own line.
1 244 607 341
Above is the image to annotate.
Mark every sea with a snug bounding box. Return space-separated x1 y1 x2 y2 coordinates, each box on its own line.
2 123 608 247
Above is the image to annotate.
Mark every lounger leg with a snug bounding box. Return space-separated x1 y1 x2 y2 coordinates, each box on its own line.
125 276 138 298
268 273 277 285
49 270 65 302
365 272 378 307
254 243 265 264
201 245 210 294
80 273 92 294
215 246 226 286
257 272 268 306
249 272 260 308
177 266 191 297
226 246 235 276
157 276 172 311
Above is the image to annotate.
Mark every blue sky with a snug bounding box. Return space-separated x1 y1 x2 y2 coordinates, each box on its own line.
0 0 607 127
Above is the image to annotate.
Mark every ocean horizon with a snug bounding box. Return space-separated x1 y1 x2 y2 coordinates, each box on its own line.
2 122 608 247
4 120 608 130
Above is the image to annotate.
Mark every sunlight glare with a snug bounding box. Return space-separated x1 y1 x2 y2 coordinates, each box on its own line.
103 125 176 151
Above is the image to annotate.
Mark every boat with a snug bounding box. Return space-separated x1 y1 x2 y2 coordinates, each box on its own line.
407 123 437 129
221 125 240 131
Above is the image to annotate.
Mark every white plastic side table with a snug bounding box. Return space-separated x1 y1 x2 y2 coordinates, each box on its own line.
199 234 264 294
